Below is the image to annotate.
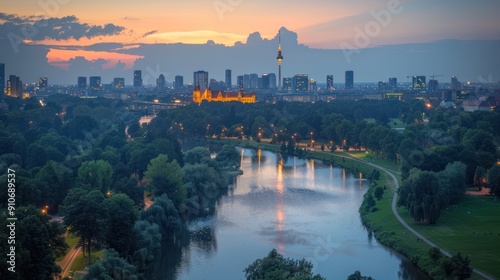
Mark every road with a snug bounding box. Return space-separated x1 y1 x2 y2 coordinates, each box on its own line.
57 244 81 279
342 153 495 280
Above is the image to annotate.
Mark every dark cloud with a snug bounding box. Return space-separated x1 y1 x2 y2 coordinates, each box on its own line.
0 13 124 41
142 30 157 37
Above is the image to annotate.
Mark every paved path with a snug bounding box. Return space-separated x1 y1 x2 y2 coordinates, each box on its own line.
344 153 495 280
57 244 81 279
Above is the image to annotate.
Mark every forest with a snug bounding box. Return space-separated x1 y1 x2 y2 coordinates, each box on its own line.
1 95 499 279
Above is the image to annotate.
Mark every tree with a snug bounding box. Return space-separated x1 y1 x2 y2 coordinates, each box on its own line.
473 166 487 190
398 169 446 224
131 220 162 270
36 161 74 213
78 160 113 194
144 154 186 207
488 163 500 197
60 188 106 266
244 249 326 280
184 146 211 165
374 187 384 200
85 249 141 280
0 206 66 280
103 194 138 257
347 271 374 280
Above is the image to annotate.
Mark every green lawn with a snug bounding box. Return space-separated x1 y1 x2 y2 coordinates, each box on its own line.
71 250 104 271
56 233 80 262
210 138 495 279
399 196 500 279
389 118 406 129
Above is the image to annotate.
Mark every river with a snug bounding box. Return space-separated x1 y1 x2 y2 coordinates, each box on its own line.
149 148 428 280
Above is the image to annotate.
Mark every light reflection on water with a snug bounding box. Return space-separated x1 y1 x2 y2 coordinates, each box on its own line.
156 148 428 280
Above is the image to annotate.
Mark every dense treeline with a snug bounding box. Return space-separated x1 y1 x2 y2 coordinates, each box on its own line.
151 100 500 224
1 94 499 279
0 95 240 279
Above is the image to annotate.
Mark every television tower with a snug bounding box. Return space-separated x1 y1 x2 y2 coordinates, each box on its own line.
277 31 283 91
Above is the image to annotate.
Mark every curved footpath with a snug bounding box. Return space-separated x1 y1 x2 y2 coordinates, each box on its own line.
343 153 495 280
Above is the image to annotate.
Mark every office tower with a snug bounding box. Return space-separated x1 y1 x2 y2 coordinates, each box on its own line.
261 74 270 89
113 78 125 89
77 76 87 89
133 70 142 88
389 77 397 90
249 74 259 89
89 76 102 93
345 71 354 89
225 69 232 90
209 79 219 91
412 76 426 90
269 73 277 89
277 31 283 91
309 79 317 91
428 79 438 92
378 81 388 91
0 63 4 94
326 75 334 91
174 75 184 90
451 76 460 91
292 74 309 93
237 75 244 89
283 77 292 92
7 75 22 97
193 70 209 91
243 74 250 89
39 77 48 91
157 74 166 91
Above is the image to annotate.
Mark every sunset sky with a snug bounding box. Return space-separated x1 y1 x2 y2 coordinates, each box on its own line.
4 0 500 46
1 0 500 83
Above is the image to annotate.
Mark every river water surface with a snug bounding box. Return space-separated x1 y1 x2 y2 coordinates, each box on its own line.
151 148 428 280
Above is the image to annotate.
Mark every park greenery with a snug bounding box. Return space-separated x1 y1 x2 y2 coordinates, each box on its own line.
0 94 499 279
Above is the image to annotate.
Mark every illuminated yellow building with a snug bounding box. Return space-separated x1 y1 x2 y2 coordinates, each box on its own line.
193 86 256 104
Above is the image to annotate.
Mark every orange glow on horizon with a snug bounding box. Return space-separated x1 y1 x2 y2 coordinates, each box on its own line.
46 49 143 70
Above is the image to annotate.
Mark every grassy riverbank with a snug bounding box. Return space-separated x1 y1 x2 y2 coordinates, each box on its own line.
204 138 494 279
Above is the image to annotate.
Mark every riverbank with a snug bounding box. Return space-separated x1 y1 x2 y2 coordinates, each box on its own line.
204 138 495 280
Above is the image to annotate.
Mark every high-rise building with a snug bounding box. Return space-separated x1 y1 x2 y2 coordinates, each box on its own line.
261 74 270 89
277 31 283 91
39 77 48 91
389 77 397 90
77 77 87 89
412 76 426 90
451 76 460 91
249 74 259 89
237 75 244 89
193 70 209 91
0 63 5 94
326 75 334 91
309 79 317 91
113 78 125 89
243 74 250 89
293 74 309 93
7 75 22 97
174 75 183 90
268 73 277 89
378 81 388 91
89 76 102 93
157 74 166 91
133 70 142 88
428 79 438 92
225 69 232 90
345 71 354 89
283 77 292 92
209 79 220 91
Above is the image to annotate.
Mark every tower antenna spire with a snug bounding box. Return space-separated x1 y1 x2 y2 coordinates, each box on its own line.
277 29 283 91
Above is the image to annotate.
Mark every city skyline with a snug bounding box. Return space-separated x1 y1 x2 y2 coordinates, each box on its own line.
0 1 500 84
